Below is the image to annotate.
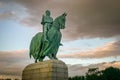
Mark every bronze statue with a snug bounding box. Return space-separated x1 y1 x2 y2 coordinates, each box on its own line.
41 10 53 42
29 10 67 63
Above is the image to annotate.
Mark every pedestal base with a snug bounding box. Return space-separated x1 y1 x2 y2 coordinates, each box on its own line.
22 60 68 80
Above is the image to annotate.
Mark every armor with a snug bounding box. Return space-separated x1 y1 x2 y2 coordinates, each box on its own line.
41 10 53 42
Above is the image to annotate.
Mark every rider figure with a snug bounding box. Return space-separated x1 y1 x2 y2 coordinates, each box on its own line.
41 10 53 42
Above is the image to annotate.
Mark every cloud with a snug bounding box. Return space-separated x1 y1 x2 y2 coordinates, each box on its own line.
0 50 32 76
58 40 120 58
1 0 120 40
68 61 120 77
0 11 16 19
0 0 27 21
0 50 120 77
0 50 119 77
20 16 41 27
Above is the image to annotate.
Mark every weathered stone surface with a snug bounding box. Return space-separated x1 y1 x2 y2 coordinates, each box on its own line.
22 60 68 80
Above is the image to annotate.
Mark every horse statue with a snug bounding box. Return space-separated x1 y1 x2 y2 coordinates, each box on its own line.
29 13 67 63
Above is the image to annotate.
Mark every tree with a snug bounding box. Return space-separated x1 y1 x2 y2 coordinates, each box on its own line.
69 67 120 80
102 67 120 80
68 76 85 80
85 67 100 80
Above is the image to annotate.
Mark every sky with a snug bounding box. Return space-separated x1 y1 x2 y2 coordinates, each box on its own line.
0 0 120 77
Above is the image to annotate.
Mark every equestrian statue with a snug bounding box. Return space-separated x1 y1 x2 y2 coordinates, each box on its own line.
29 10 67 63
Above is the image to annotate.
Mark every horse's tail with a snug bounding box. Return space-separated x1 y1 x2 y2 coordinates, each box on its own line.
29 32 43 59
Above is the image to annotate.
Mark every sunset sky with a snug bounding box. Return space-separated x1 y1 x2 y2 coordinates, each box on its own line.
0 0 120 77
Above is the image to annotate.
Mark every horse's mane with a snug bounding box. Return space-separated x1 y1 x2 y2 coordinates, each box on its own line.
53 13 66 22
53 15 62 22
52 13 66 29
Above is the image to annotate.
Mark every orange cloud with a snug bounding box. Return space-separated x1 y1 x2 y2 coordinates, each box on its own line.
0 49 119 77
0 50 32 76
58 40 120 58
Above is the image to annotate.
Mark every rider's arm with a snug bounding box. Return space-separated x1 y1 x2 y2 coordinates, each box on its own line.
41 15 45 25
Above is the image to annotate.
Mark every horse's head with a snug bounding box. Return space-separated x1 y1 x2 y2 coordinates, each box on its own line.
59 13 67 29
54 13 67 29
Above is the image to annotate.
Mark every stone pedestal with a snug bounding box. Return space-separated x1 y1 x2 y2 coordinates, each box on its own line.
22 60 68 80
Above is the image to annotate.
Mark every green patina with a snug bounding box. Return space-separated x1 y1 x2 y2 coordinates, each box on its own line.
29 10 67 63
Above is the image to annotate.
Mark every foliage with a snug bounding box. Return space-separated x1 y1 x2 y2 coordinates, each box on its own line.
68 67 120 80
102 67 120 80
69 76 85 80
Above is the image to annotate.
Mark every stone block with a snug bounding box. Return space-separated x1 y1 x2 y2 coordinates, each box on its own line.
22 60 68 80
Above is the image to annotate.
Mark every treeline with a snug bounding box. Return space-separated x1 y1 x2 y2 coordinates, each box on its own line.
69 67 120 80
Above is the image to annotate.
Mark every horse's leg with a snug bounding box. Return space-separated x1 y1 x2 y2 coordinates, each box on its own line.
39 56 45 62
38 58 43 62
53 48 59 60
53 53 58 60
48 53 58 60
48 54 54 59
35 52 39 63
35 59 37 63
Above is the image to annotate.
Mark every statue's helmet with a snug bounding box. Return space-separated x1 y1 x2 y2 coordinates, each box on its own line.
45 10 51 16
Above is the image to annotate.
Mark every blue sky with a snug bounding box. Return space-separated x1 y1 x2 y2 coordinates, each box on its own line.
0 19 38 51
0 20 114 51
0 18 119 65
